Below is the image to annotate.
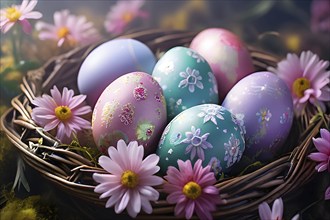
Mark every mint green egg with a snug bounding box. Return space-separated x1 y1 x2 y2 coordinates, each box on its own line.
152 47 219 120
157 104 245 176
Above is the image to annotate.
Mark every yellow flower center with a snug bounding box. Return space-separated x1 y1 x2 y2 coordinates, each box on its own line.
292 77 310 98
182 181 202 200
121 170 138 188
54 106 72 121
122 12 133 23
57 27 70 39
6 7 22 22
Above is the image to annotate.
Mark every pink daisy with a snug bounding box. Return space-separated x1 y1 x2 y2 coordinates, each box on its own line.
258 198 299 220
93 140 163 218
104 0 148 35
163 159 221 220
0 0 42 34
308 128 330 172
35 9 100 47
31 86 92 143
269 51 330 114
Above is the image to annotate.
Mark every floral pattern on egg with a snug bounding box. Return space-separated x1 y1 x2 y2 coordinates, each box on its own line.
222 71 294 161
152 46 218 120
92 72 167 155
156 104 245 175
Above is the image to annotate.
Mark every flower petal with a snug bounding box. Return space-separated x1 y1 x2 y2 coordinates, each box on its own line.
258 202 272 220
98 155 123 174
115 190 130 214
271 198 283 220
185 199 195 219
325 186 330 200
131 189 141 215
308 152 328 162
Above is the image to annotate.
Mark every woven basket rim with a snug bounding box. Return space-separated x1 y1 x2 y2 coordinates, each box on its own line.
1 29 329 219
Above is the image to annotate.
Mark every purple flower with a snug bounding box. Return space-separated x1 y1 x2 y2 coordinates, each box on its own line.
36 10 100 47
258 197 299 220
164 159 221 220
104 0 148 35
309 128 330 172
269 51 330 114
311 0 330 34
181 126 213 161
0 0 42 34
31 86 91 143
93 140 163 218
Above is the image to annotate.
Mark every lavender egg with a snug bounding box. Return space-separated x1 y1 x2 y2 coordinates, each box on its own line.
78 39 156 107
92 72 167 155
222 71 294 161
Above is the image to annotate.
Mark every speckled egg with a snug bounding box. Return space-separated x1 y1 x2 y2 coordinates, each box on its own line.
92 72 167 155
78 39 156 107
157 104 245 176
152 46 219 120
190 28 255 101
222 71 294 161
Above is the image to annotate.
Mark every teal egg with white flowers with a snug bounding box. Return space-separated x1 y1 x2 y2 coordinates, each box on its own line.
157 104 245 176
152 47 219 120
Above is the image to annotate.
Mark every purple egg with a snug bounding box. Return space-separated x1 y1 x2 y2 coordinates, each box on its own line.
222 71 294 161
92 72 167 155
78 39 156 107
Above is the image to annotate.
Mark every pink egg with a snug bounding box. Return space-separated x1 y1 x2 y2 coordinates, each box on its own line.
92 72 167 155
190 28 255 101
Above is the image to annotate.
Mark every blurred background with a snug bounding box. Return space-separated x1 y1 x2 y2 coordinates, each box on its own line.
1 0 329 219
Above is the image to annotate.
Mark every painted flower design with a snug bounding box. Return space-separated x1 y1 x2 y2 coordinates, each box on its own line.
133 83 148 101
234 113 246 135
0 0 42 34
224 134 242 168
268 51 330 114
101 101 119 128
119 103 134 125
104 0 148 35
279 108 293 124
256 108 272 123
258 197 299 220
31 86 91 143
197 104 225 125
178 67 204 93
187 50 205 63
181 126 213 161
208 72 218 95
93 140 163 218
158 60 174 75
164 159 221 220
136 121 155 141
208 157 223 176
169 132 182 145
308 128 330 172
35 9 100 47
159 123 171 146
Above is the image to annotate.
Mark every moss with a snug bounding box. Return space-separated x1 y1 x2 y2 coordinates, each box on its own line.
16 208 37 220
0 194 58 220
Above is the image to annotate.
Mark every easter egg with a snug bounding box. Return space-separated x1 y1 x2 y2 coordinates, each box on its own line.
152 46 219 120
222 71 294 161
157 104 245 176
78 39 156 107
190 28 254 101
92 72 167 155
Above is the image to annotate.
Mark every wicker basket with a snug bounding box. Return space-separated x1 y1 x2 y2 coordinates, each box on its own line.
1 29 329 219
